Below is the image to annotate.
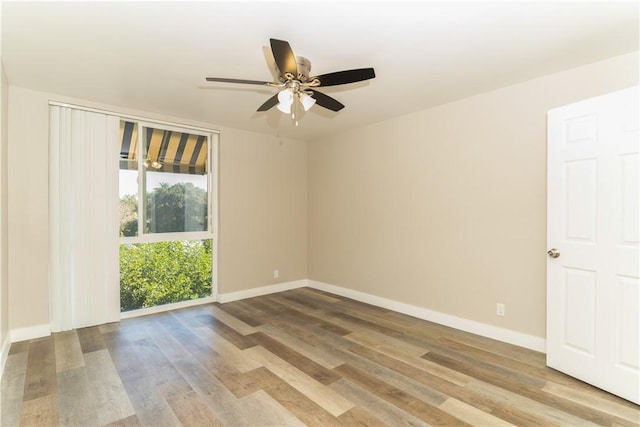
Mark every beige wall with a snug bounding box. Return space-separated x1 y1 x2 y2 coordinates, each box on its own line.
0 4 9 352
7 87 307 331
6 51 638 342
308 52 639 339
7 87 50 330
218 131 308 292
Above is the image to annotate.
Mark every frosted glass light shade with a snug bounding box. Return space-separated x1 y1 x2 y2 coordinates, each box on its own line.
277 89 293 113
299 93 316 111
277 102 291 114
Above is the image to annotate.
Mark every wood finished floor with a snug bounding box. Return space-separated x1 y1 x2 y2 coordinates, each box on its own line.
2 288 639 427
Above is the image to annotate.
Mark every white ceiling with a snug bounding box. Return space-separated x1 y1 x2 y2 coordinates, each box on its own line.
2 1 638 140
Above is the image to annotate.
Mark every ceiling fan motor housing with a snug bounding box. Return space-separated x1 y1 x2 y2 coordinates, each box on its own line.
295 56 311 82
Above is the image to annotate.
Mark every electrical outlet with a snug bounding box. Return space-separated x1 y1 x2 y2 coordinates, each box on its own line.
496 303 505 317
273 270 279 279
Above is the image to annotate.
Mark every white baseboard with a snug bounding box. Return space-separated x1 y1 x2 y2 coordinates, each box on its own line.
217 279 307 303
10 323 51 343
307 280 546 352
0 334 10 378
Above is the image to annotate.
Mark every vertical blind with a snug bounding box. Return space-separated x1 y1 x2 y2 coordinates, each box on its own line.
49 106 120 332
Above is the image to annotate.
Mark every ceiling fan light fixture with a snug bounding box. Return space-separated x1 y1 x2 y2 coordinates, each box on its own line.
205 38 376 122
277 88 294 113
299 92 316 111
277 102 291 114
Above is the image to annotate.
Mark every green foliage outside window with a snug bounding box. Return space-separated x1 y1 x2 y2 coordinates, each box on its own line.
120 182 208 236
119 240 212 312
147 182 208 233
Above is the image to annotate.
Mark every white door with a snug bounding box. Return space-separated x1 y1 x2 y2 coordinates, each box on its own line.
547 87 639 404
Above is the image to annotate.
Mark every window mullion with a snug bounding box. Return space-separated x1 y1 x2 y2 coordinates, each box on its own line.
137 125 144 238
208 134 213 233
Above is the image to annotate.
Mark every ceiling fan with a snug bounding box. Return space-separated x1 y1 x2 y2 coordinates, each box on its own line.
205 38 375 125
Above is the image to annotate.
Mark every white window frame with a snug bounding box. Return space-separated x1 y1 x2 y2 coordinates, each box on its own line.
118 118 219 307
119 120 218 245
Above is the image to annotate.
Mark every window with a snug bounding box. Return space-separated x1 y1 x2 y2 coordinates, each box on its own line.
119 121 217 312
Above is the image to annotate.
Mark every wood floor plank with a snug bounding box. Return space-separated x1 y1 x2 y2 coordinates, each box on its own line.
8 340 30 355
443 330 548 368
102 330 146 384
146 320 193 363
329 377 428 427
252 331 342 385
439 335 605 391
54 330 85 373
191 325 262 373
170 357 259 426
242 294 296 317
278 291 325 311
542 381 640 424
1 352 28 427
206 303 258 336
104 414 142 427
118 372 182 427
135 351 193 401
345 328 555 426
334 334 557 426
345 329 429 358
156 311 263 400
213 300 267 327
84 349 136 425
352 336 472 386
244 345 354 417
336 406 387 427
154 311 221 360
167 390 224 426
194 312 259 350
22 337 56 402
344 331 473 387
103 331 185 426
76 325 106 354
320 333 460 407
245 366 340 426
56 366 97 426
259 310 330 347
288 288 389 320
256 322 345 369
294 286 343 303
439 397 516 426
98 322 121 334
268 295 353 336
182 339 258 400
334 362 472 426
4 288 638 427
222 367 271 399
19 393 59 427
426 350 633 426
237 389 306 427
466 379 600 426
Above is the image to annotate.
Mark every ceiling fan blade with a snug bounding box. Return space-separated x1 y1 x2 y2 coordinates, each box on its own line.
309 90 345 112
270 38 298 76
206 77 271 85
257 94 279 112
312 68 376 87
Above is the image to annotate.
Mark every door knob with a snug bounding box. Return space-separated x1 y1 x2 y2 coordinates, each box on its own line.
547 248 560 258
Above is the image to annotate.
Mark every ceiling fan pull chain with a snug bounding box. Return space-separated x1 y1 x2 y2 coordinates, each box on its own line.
292 97 298 126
